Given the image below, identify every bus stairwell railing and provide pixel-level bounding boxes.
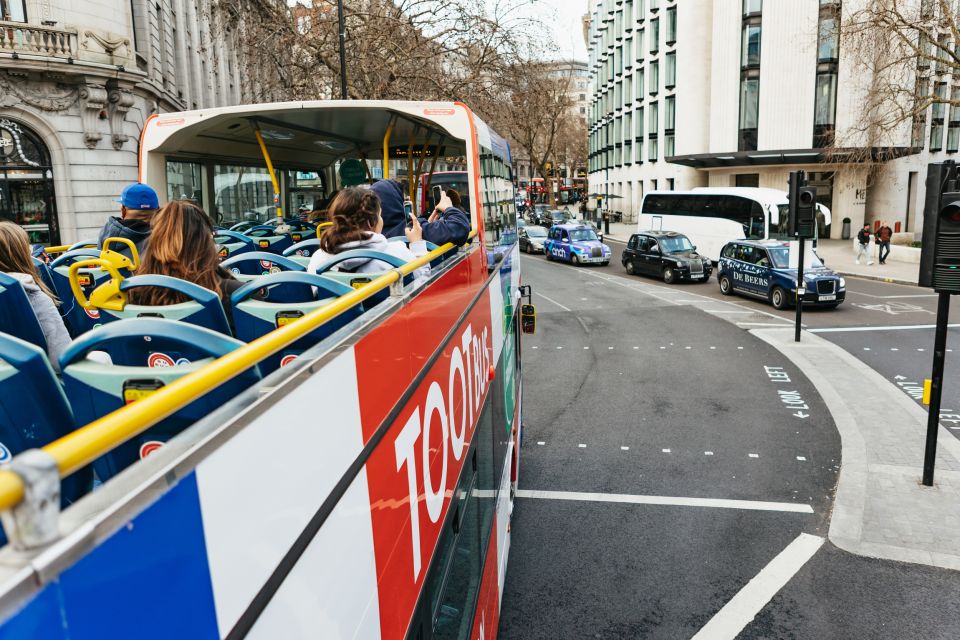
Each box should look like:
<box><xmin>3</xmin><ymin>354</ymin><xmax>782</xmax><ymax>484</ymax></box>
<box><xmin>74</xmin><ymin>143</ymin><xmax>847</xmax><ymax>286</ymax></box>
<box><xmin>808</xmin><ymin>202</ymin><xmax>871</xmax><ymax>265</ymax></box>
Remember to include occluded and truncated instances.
<box><xmin>0</xmin><ymin>228</ymin><xmax>477</xmax><ymax>551</ymax></box>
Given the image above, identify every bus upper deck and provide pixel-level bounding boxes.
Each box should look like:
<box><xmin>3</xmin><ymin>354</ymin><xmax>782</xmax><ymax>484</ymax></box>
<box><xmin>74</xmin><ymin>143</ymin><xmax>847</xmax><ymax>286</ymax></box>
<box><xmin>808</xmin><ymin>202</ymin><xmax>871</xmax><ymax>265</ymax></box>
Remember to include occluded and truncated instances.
<box><xmin>0</xmin><ymin>101</ymin><xmax>526</xmax><ymax>639</ymax></box>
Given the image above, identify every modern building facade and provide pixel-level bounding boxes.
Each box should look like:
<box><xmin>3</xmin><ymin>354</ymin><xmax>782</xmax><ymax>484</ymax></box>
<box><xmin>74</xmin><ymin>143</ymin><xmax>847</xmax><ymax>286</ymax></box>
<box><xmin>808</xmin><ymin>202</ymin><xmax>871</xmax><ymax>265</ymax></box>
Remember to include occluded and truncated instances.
<box><xmin>586</xmin><ymin>0</ymin><xmax>947</xmax><ymax>237</ymax></box>
<box><xmin>0</xmin><ymin>0</ymin><xmax>269</xmax><ymax>245</ymax></box>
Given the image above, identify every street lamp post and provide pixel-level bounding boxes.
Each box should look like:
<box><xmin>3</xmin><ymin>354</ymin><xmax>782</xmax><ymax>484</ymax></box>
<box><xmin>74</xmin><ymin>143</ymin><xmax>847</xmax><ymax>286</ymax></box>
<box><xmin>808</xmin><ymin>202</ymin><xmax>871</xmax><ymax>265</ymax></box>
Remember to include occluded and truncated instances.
<box><xmin>337</xmin><ymin>0</ymin><xmax>348</xmax><ymax>99</ymax></box>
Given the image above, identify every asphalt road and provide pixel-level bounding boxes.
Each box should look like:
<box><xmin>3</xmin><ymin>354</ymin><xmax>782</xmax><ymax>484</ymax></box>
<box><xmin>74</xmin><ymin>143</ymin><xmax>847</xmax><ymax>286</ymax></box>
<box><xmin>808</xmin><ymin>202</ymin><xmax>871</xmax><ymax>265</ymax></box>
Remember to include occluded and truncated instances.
<box><xmin>499</xmin><ymin>251</ymin><xmax>960</xmax><ymax>639</ymax></box>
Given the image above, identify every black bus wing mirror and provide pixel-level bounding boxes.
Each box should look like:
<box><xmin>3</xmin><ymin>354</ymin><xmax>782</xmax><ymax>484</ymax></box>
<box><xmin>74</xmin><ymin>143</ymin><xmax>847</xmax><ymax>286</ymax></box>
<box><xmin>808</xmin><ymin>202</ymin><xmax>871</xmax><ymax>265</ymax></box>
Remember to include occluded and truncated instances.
<box><xmin>521</xmin><ymin>303</ymin><xmax>537</xmax><ymax>334</ymax></box>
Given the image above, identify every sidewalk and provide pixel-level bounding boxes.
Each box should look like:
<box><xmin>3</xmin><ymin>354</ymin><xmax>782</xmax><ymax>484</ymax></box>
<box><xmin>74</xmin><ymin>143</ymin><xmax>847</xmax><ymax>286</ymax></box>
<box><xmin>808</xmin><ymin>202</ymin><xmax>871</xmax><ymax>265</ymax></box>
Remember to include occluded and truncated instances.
<box><xmin>601</xmin><ymin>223</ymin><xmax>920</xmax><ymax>286</ymax></box>
<box><xmin>816</xmin><ymin>239</ymin><xmax>919</xmax><ymax>286</ymax></box>
<box><xmin>754</xmin><ymin>327</ymin><xmax>960</xmax><ymax>570</ymax></box>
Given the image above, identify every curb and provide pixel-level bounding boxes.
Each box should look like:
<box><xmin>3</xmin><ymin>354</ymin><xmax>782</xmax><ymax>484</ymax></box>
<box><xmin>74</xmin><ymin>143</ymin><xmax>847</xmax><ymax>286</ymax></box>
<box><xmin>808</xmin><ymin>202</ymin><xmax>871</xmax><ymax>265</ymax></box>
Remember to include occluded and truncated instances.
<box><xmin>834</xmin><ymin>270</ymin><xmax>918</xmax><ymax>287</ymax></box>
<box><xmin>751</xmin><ymin>327</ymin><xmax>960</xmax><ymax>572</ymax></box>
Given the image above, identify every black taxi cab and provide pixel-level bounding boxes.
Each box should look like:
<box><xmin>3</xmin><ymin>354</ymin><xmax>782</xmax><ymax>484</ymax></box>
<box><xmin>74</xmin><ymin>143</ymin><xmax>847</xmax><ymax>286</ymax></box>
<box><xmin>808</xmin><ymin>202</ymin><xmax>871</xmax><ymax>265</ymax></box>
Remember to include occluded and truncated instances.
<box><xmin>622</xmin><ymin>231</ymin><xmax>713</xmax><ymax>283</ymax></box>
<box><xmin>717</xmin><ymin>240</ymin><xmax>845</xmax><ymax>309</ymax></box>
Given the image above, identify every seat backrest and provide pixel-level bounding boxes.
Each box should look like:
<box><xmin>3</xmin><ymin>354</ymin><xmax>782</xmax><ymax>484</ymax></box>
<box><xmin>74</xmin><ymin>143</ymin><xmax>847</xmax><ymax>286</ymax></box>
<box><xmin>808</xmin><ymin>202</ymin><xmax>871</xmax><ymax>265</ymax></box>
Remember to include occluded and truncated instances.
<box><xmin>60</xmin><ymin>318</ymin><xmax>261</xmax><ymax>480</ymax></box>
<box><xmin>0</xmin><ymin>272</ymin><xmax>47</xmax><ymax>352</ymax></box>
<box><xmin>283</xmin><ymin>238</ymin><xmax>322</xmax><ymax>260</ymax></box>
<box><xmin>221</xmin><ymin>252</ymin><xmax>308</xmax><ymax>301</ymax></box>
<box><xmin>95</xmin><ymin>275</ymin><xmax>231</xmax><ymax>335</ymax></box>
<box><xmin>0</xmin><ymin>332</ymin><xmax>92</xmax><ymax>514</ymax></box>
<box><xmin>312</xmin><ymin>249</ymin><xmax>414</xmax><ymax>307</ymax></box>
<box><xmin>244</xmin><ymin>226</ymin><xmax>293</xmax><ymax>254</ymax></box>
<box><xmin>231</xmin><ymin>271</ymin><xmax>359</xmax><ymax>373</ymax></box>
<box><xmin>214</xmin><ymin>230</ymin><xmax>255</xmax><ymax>261</ymax></box>
<box><xmin>49</xmin><ymin>249</ymin><xmax>112</xmax><ymax>336</ymax></box>
<box><xmin>32</xmin><ymin>257</ymin><xmax>57</xmax><ymax>295</ymax></box>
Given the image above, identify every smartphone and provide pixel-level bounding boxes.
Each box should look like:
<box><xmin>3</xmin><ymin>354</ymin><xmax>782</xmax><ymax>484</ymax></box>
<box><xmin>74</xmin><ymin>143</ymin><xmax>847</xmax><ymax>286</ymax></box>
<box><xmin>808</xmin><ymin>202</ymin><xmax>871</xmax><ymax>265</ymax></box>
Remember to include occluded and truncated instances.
<box><xmin>432</xmin><ymin>185</ymin><xmax>443</xmax><ymax>207</ymax></box>
<box><xmin>404</xmin><ymin>200</ymin><xmax>414</xmax><ymax>228</ymax></box>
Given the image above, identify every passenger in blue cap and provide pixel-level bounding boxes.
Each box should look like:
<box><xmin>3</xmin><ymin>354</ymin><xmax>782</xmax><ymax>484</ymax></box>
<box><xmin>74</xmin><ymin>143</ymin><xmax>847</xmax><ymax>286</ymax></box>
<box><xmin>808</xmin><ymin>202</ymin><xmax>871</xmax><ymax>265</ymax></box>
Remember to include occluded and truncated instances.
<box><xmin>97</xmin><ymin>183</ymin><xmax>160</xmax><ymax>260</ymax></box>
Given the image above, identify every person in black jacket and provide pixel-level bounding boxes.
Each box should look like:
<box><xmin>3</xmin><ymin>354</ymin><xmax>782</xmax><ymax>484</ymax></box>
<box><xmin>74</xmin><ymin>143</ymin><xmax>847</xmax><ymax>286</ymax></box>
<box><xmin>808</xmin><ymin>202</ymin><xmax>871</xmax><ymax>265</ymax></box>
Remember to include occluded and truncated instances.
<box><xmin>856</xmin><ymin>223</ymin><xmax>873</xmax><ymax>265</ymax></box>
<box><xmin>98</xmin><ymin>183</ymin><xmax>159</xmax><ymax>260</ymax></box>
<box><xmin>420</xmin><ymin>188</ymin><xmax>470</xmax><ymax>246</ymax></box>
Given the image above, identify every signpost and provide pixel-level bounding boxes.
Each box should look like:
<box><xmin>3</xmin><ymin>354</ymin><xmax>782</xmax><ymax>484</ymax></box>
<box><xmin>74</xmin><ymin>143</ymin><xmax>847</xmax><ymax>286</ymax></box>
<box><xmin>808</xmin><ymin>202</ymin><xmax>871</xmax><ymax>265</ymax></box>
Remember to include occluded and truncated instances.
<box><xmin>787</xmin><ymin>171</ymin><xmax>817</xmax><ymax>343</ymax></box>
<box><xmin>918</xmin><ymin>160</ymin><xmax>960</xmax><ymax>486</ymax></box>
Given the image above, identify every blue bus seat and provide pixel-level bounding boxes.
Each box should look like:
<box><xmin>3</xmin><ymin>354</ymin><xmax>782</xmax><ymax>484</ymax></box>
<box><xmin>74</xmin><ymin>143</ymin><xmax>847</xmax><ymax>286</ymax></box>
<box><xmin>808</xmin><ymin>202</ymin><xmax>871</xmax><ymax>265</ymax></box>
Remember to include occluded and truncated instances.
<box><xmin>0</xmin><ymin>332</ymin><xmax>94</xmax><ymax>532</ymax></box>
<box><xmin>95</xmin><ymin>275</ymin><xmax>231</xmax><ymax>335</ymax></box>
<box><xmin>283</xmin><ymin>239</ymin><xmax>322</xmax><ymax>269</ymax></box>
<box><xmin>312</xmin><ymin>249</ymin><xmax>415</xmax><ymax>308</ymax></box>
<box><xmin>49</xmin><ymin>249</ymin><xmax>111</xmax><ymax>336</ymax></box>
<box><xmin>32</xmin><ymin>257</ymin><xmax>57</xmax><ymax>296</ymax></box>
<box><xmin>231</xmin><ymin>272</ymin><xmax>359</xmax><ymax>373</ymax></box>
<box><xmin>287</xmin><ymin>228</ymin><xmax>317</xmax><ymax>244</ymax></box>
<box><xmin>214</xmin><ymin>230</ymin><xmax>255</xmax><ymax>261</ymax></box>
<box><xmin>0</xmin><ymin>273</ymin><xmax>47</xmax><ymax>354</ymax></box>
<box><xmin>60</xmin><ymin>318</ymin><xmax>261</xmax><ymax>480</ymax></box>
<box><xmin>244</xmin><ymin>226</ymin><xmax>293</xmax><ymax>255</ymax></box>
<box><xmin>228</xmin><ymin>221</ymin><xmax>257</xmax><ymax>234</ymax></box>
<box><xmin>67</xmin><ymin>239</ymin><xmax>98</xmax><ymax>252</ymax></box>
<box><xmin>221</xmin><ymin>252</ymin><xmax>308</xmax><ymax>302</ymax></box>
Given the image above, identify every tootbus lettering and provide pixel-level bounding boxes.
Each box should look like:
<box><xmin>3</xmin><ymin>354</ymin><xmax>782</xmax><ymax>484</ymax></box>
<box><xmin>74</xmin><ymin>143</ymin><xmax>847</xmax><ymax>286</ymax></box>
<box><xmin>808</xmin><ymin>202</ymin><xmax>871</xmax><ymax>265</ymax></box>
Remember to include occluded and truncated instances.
<box><xmin>393</xmin><ymin>322</ymin><xmax>492</xmax><ymax>582</ymax></box>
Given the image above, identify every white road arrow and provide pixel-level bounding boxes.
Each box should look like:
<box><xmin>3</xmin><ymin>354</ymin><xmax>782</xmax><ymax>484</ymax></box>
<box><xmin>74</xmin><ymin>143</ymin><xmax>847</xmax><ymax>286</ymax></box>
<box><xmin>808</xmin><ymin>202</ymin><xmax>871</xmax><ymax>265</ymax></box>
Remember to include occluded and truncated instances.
<box><xmin>793</xmin><ymin>411</ymin><xmax>810</xmax><ymax>418</ymax></box>
<box><xmin>894</xmin><ymin>375</ymin><xmax>907</xmax><ymax>380</ymax></box>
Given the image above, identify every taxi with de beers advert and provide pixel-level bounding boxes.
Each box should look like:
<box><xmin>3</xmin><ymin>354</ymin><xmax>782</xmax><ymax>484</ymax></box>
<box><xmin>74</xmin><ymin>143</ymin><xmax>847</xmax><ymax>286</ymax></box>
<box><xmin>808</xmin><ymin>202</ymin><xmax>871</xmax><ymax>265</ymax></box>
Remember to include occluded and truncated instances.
<box><xmin>544</xmin><ymin>223</ymin><xmax>611</xmax><ymax>266</ymax></box>
<box><xmin>717</xmin><ymin>240</ymin><xmax>845</xmax><ymax>310</ymax></box>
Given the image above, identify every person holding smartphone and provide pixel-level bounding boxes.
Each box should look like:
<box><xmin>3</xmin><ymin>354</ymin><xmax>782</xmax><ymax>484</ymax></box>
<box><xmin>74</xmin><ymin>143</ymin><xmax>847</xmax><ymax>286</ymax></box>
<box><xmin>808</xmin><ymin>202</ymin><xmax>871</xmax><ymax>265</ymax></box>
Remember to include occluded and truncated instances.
<box><xmin>420</xmin><ymin>187</ymin><xmax>471</xmax><ymax>246</ymax></box>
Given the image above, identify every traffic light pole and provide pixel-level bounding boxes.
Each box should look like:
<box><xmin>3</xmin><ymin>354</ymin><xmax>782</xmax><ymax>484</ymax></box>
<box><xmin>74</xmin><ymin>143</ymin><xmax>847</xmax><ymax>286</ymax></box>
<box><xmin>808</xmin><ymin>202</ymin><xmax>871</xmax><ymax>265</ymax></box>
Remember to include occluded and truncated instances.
<box><xmin>922</xmin><ymin>292</ymin><xmax>951</xmax><ymax>486</ymax></box>
<box><xmin>795</xmin><ymin>239</ymin><xmax>804</xmax><ymax>343</ymax></box>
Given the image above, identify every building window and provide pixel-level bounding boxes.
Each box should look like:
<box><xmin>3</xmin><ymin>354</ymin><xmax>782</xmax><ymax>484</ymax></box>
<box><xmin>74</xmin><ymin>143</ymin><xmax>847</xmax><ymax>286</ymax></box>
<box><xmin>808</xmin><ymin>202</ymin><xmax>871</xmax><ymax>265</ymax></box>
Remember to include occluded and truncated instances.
<box><xmin>736</xmin><ymin>173</ymin><xmax>760</xmax><ymax>187</ymax></box>
<box><xmin>931</xmin><ymin>122</ymin><xmax>945</xmax><ymax>151</ymax></box>
<box><xmin>636</xmin><ymin>68</ymin><xmax>645</xmax><ymax>99</ymax></box>
<box><xmin>637</xmin><ymin>106</ymin><xmax>644</xmax><ymax>137</ymax></box>
<box><xmin>813</xmin><ymin>73</ymin><xmax>837</xmax><ymax>147</ymax></box>
<box><xmin>650</xmin><ymin>0</ymin><xmax>659</xmax><ymax>11</ymax></box>
<box><xmin>650</xmin><ymin>18</ymin><xmax>660</xmax><ymax>53</ymax></box>
<box><xmin>649</xmin><ymin>137</ymin><xmax>659</xmax><ymax>161</ymax></box>
<box><xmin>949</xmin><ymin>89</ymin><xmax>960</xmax><ymax>153</ymax></box>
<box><xmin>738</xmin><ymin>5</ymin><xmax>762</xmax><ymax>151</ymax></box>
<box><xmin>0</xmin><ymin>0</ymin><xmax>26</xmax><ymax>22</ymax></box>
<box><xmin>626</xmin><ymin>0</ymin><xmax>634</xmax><ymax>28</ymax></box>
<box><xmin>741</xmin><ymin>24</ymin><xmax>762</xmax><ymax>67</ymax></box>
<box><xmin>931</xmin><ymin>82</ymin><xmax>948</xmax><ymax>151</ymax></box>
<box><xmin>625</xmin><ymin>38</ymin><xmax>633</xmax><ymax>69</ymax></box>
<box><xmin>667</xmin><ymin>178</ymin><xmax>675</xmax><ymax>190</ymax></box>
<box><xmin>649</xmin><ymin>101</ymin><xmax>659</xmax><ymax>135</ymax></box>
<box><xmin>0</xmin><ymin>119</ymin><xmax>60</xmax><ymax>245</ymax></box>
<box><xmin>817</xmin><ymin>16</ymin><xmax>839</xmax><ymax>62</ymax></box>
<box><xmin>665</xmin><ymin>52</ymin><xmax>676</xmax><ymax>88</ymax></box>
<box><xmin>637</xmin><ymin>29</ymin><xmax>644</xmax><ymax>62</ymax></box>
<box><xmin>650</xmin><ymin>61</ymin><xmax>659</xmax><ymax>95</ymax></box>
<box><xmin>666</xmin><ymin>6</ymin><xmax>677</xmax><ymax>44</ymax></box>
<box><xmin>665</xmin><ymin>96</ymin><xmax>675</xmax><ymax>130</ymax></box>
<box><xmin>664</xmin><ymin>134</ymin><xmax>675</xmax><ymax>156</ymax></box>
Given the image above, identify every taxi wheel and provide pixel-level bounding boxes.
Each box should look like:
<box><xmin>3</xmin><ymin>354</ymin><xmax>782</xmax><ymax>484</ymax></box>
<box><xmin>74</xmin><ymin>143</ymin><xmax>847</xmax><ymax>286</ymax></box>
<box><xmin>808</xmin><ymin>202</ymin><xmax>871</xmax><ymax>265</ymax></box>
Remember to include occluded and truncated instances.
<box><xmin>770</xmin><ymin>286</ymin><xmax>788</xmax><ymax>310</ymax></box>
<box><xmin>572</xmin><ymin>254</ymin><xmax>580</xmax><ymax>265</ymax></box>
<box><xmin>625</xmin><ymin>260</ymin><xmax>637</xmax><ymax>275</ymax></box>
<box><xmin>719</xmin><ymin>275</ymin><xmax>733</xmax><ymax>295</ymax></box>
<box><xmin>662</xmin><ymin>266</ymin><xmax>676</xmax><ymax>284</ymax></box>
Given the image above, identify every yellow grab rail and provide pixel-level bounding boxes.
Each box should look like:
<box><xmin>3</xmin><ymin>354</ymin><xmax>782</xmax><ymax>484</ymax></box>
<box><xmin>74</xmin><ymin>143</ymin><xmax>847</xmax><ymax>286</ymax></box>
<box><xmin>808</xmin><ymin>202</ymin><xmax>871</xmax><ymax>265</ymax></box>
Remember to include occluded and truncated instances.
<box><xmin>0</xmin><ymin>227</ymin><xmax>477</xmax><ymax>513</ymax></box>
<box><xmin>68</xmin><ymin>259</ymin><xmax>127</xmax><ymax>312</ymax></box>
<box><xmin>253</xmin><ymin>123</ymin><xmax>284</xmax><ymax>221</ymax></box>
<box><xmin>382</xmin><ymin>117</ymin><xmax>395</xmax><ymax>180</ymax></box>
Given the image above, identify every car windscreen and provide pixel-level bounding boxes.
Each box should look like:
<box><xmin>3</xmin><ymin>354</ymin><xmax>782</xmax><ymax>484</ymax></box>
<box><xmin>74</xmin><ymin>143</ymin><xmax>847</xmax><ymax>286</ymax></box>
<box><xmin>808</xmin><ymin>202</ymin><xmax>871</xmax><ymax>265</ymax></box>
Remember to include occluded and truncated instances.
<box><xmin>526</xmin><ymin>227</ymin><xmax>547</xmax><ymax>237</ymax></box>
<box><xmin>768</xmin><ymin>246</ymin><xmax>824</xmax><ymax>269</ymax></box>
<box><xmin>660</xmin><ymin>236</ymin><xmax>694</xmax><ymax>253</ymax></box>
<box><xmin>569</xmin><ymin>228</ymin><xmax>598</xmax><ymax>241</ymax></box>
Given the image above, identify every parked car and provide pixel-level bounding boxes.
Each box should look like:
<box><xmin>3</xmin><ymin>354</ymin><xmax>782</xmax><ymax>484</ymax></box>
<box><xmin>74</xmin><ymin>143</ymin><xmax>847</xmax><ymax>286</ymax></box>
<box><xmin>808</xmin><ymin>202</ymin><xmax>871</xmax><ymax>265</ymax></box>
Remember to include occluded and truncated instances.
<box><xmin>519</xmin><ymin>225</ymin><xmax>548</xmax><ymax>253</ymax></box>
<box><xmin>717</xmin><ymin>239</ymin><xmax>845</xmax><ymax>309</ymax></box>
<box><xmin>544</xmin><ymin>224</ymin><xmax>611</xmax><ymax>265</ymax></box>
<box><xmin>622</xmin><ymin>231</ymin><xmax>713</xmax><ymax>283</ymax></box>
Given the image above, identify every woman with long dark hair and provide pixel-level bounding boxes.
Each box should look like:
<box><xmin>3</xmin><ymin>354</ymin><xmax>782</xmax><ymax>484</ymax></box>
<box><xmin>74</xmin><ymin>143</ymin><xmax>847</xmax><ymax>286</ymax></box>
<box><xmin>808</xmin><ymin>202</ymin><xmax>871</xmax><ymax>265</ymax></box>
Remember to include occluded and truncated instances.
<box><xmin>131</xmin><ymin>200</ymin><xmax>243</xmax><ymax>326</ymax></box>
<box><xmin>307</xmin><ymin>187</ymin><xmax>430</xmax><ymax>280</ymax></box>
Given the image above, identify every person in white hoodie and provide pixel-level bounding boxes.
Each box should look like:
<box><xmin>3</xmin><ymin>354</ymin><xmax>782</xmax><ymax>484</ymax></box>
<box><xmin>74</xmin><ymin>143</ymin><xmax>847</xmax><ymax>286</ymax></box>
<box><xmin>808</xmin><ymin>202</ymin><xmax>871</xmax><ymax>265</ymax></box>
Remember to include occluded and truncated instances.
<box><xmin>307</xmin><ymin>187</ymin><xmax>430</xmax><ymax>281</ymax></box>
<box><xmin>0</xmin><ymin>221</ymin><xmax>71</xmax><ymax>371</ymax></box>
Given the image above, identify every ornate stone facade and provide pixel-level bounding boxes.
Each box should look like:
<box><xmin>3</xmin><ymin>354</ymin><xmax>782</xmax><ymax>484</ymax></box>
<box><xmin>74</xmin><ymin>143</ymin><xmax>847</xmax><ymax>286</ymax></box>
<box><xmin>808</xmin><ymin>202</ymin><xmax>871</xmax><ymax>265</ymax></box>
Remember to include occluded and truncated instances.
<box><xmin>0</xmin><ymin>0</ymin><xmax>265</xmax><ymax>244</ymax></box>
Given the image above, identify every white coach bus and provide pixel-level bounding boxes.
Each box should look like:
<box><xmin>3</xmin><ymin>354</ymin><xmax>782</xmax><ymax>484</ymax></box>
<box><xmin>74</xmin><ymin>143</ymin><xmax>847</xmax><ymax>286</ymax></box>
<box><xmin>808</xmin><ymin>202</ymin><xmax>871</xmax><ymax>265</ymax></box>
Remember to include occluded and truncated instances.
<box><xmin>638</xmin><ymin>187</ymin><xmax>832</xmax><ymax>262</ymax></box>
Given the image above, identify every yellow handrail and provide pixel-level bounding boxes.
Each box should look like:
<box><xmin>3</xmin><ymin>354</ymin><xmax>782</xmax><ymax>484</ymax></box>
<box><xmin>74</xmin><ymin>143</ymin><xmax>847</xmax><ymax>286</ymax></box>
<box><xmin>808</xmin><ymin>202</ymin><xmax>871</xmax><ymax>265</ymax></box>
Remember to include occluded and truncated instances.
<box><xmin>0</xmin><ymin>227</ymin><xmax>478</xmax><ymax>513</ymax></box>
<box><xmin>252</xmin><ymin>123</ymin><xmax>284</xmax><ymax>221</ymax></box>
<box><xmin>382</xmin><ymin>117</ymin><xmax>394</xmax><ymax>180</ymax></box>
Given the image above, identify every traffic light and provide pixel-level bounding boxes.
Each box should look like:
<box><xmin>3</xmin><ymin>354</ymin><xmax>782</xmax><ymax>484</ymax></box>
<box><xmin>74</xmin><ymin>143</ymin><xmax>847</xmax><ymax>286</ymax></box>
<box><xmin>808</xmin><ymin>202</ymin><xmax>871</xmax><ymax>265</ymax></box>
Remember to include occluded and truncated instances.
<box><xmin>920</xmin><ymin>161</ymin><xmax>960</xmax><ymax>292</ymax></box>
<box><xmin>787</xmin><ymin>171</ymin><xmax>817</xmax><ymax>239</ymax></box>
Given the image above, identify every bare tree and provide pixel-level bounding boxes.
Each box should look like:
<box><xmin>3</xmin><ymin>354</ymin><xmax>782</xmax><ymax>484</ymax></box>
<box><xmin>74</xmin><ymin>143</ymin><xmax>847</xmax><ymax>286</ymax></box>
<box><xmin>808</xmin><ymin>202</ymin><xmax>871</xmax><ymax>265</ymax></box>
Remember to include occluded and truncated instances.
<box><xmin>827</xmin><ymin>0</ymin><xmax>960</xmax><ymax>181</ymax></box>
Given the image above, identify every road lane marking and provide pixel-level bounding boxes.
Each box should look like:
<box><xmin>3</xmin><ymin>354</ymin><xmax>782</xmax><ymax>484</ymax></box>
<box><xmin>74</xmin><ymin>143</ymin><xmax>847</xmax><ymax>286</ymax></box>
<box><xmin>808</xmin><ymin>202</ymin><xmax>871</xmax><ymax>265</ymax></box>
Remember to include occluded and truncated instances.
<box><xmin>797</xmin><ymin>456</ymin><xmax>807</xmax><ymax>461</ymax></box>
<box><xmin>691</xmin><ymin>533</ymin><xmax>824</xmax><ymax>640</ymax></box>
<box><xmin>705</xmin><ymin>451</ymin><xmax>714</xmax><ymax>456</ymax></box>
<box><xmin>748</xmin><ymin>453</ymin><xmax>759</xmax><ymax>458</ymax></box>
<box><xmin>578</xmin><ymin>444</ymin><xmax>587</xmax><ymax>448</ymax></box>
<box><xmin>537</xmin><ymin>441</ymin><xmax>545</xmax><ymax>446</ymax></box>
<box><xmin>810</xmin><ymin>323</ymin><xmax>960</xmax><ymax>333</ymax></box>
<box><xmin>662</xmin><ymin>448</ymin><xmax>671</xmax><ymax>453</ymax></box>
<box><xmin>621</xmin><ymin>446</ymin><xmax>630</xmax><ymax>451</ymax></box>
<box><xmin>515</xmin><ymin>490</ymin><xmax>815</xmax><ymax>514</ymax></box>
<box><xmin>537</xmin><ymin>292</ymin><xmax>573</xmax><ymax>312</ymax></box>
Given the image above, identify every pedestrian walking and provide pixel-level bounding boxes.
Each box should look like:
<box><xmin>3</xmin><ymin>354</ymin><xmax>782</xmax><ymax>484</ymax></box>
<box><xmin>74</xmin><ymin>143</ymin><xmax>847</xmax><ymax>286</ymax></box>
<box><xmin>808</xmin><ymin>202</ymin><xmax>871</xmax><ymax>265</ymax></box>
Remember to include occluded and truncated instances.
<box><xmin>856</xmin><ymin>223</ymin><xmax>873</xmax><ymax>265</ymax></box>
<box><xmin>876</xmin><ymin>221</ymin><xmax>893</xmax><ymax>264</ymax></box>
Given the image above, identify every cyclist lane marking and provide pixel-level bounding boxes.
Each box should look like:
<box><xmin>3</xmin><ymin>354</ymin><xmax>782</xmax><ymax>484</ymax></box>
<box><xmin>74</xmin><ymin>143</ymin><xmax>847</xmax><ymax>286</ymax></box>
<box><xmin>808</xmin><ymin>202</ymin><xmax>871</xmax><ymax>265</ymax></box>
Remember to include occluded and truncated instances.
<box><xmin>515</xmin><ymin>489</ymin><xmax>814</xmax><ymax>513</ymax></box>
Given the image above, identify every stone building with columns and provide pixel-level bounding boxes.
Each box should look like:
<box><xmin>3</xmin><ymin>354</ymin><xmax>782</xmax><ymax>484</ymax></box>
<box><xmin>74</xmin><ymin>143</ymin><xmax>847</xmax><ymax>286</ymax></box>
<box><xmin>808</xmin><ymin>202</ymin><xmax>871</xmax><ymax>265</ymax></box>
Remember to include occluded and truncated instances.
<box><xmin>0</xmin><ymin>0</ymin><xmax>270</xmax><ymax>245</ymax></box>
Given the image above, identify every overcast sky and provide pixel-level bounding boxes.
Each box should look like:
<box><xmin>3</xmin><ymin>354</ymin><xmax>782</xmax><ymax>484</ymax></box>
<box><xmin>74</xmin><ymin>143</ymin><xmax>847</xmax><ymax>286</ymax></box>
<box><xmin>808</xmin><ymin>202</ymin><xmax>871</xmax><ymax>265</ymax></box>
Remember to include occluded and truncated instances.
<box><xmin>521</xmin><ymin>0</ymin><xmax>590</xmax><ymax>62</ymax></box>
